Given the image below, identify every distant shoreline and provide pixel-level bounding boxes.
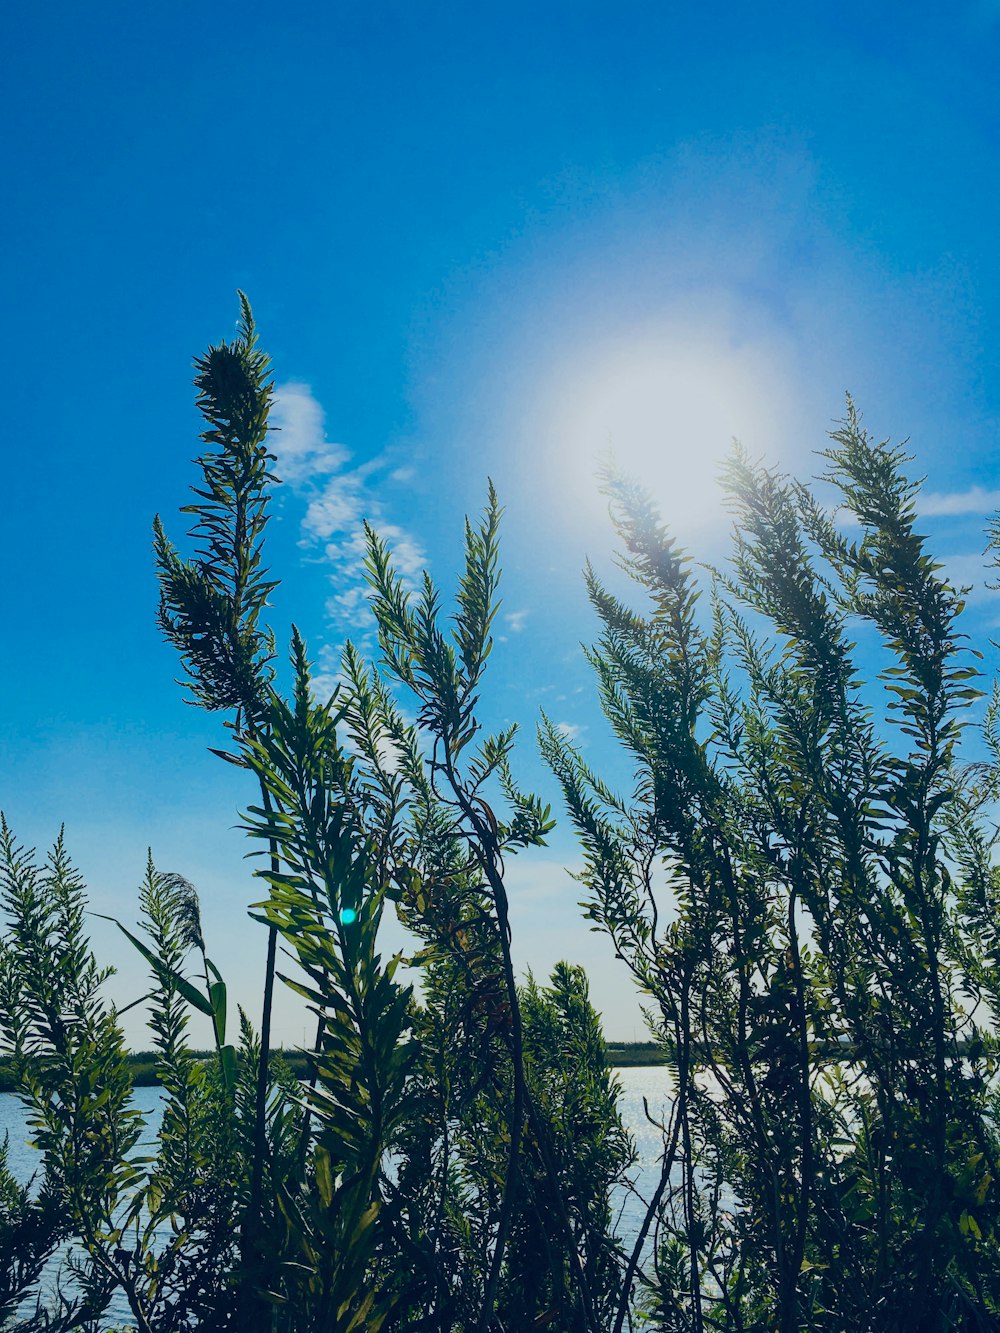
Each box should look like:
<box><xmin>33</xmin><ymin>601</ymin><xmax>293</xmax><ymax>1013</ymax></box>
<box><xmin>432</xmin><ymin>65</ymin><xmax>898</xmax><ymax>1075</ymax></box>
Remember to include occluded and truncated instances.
<box><xmin>7</xmin><ymin>1038</ymin><xmax>983</xmax><ymax>1091</ymax></box>
<box><xmin>0</xmin><ymin>1043</ymin><xmax>671</xmax><ymax>1092</ymax></box>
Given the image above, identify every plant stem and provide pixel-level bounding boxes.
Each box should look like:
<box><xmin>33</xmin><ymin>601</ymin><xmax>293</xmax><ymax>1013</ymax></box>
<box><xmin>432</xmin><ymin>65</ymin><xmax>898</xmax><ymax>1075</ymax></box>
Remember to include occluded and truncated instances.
<box><xmin>241</xmin><ymin>779</ymin><xmax>280</xmax><ymax>1329</ymax></box>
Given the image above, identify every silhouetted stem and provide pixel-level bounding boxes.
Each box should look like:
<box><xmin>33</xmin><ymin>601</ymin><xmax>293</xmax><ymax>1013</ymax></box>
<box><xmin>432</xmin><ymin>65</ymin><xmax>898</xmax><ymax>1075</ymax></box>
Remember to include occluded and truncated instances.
<box><xmin>446</xmin><ymin>757</ymin><xmax>600</xmax><ymax>1333</ymax></box>
<box><xmin>241</xmin><ymin>779</ymin><xmax>280</xmax><ymax>1329</ymax></box>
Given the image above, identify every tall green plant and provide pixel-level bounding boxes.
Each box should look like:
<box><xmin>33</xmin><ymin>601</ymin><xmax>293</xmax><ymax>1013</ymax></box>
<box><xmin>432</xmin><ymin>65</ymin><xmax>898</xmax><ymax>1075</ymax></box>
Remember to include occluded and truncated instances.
<box><xmin>0</xmin><ymin>823</ymin><xmax>265</xmax><ymax>1332</ymax></box>
<box><xmin>332</xmin><ymin>492</ymin><xmax>631</xmax><ymax>1333</ymax></box>
<box><xmin>542</xmin><ymin>404</ymin><xmax>1000</xmax><ymax>1331</ymax></box>
<box><xmin>515</xmin><ymin>962</ymin><xmax>634</xmax><ymax>1328</ymax></box>
<box><xmin>153</xmin><ymin>293</ymin><xmax>284</xmax><ymax>1321</ymax></box>
<box><xmin>0</xmin><ymin>820</ymin><xmax>140</xmax><ymax>1330</ymax></box>
<box><xmin>234</xmin><ymin>632</ymin><xmax>413</xmax><ymax>1332</ymax></box>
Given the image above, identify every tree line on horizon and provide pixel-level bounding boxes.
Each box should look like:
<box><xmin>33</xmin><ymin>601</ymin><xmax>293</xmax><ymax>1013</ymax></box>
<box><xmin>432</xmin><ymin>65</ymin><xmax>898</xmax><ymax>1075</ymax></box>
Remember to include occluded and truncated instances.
<box><xmin>0</xmin><ymin>1042</ymin><xmax>672</xmax><ymax>1095</ymax></box>
<box><xmin>4</xmin><ymin>297</ymin><xmax>1000</xmax><ymax>1330</ymax></box>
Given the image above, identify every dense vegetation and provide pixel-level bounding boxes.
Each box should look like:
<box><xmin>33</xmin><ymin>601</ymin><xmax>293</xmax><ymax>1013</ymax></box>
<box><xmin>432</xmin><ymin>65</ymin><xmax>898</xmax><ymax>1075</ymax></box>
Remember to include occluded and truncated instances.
<box><xmin>3</xmin><ymin>298</ymin><xmax>1000</xmax><ymax>1330</ymax></box>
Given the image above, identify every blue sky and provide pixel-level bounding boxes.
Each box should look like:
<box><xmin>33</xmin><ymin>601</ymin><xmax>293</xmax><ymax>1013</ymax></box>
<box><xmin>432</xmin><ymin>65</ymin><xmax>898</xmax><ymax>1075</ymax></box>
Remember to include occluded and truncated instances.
<box><xmin>4</xmin><ymin>1</ymin><xmax>1000</xmax><ymax>1044</ymax></box>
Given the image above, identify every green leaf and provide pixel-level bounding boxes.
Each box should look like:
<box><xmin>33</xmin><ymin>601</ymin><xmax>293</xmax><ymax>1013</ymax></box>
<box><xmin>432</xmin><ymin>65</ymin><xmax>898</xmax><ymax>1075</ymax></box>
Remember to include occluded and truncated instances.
<box><xmin>206</xmin><ymin>958</ymin><xmax>228</xmax><ymax>1046</ymax></box>
<box><xmin>219</xmin><ymin>1043</ymin><xmax>237</xmax><ymax>1093</ymax></box>
<box><xmin>92</xmin><ymin>912</ymin><xmax>213</xmax><ymax>1017</ymax></box>
<box><xmin>314</xmin><ymin>1144</ymin><xmax>334</xmax><ymax>1208</ymax></box>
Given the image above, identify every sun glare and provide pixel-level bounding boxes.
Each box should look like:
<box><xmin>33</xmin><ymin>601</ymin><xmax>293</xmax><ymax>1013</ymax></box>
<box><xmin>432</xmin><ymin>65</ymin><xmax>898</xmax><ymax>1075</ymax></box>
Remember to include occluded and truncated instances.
<box><xmin>538</xmin><ymin>321</ymin><xmax>799</xmax><ymax>546</ymax></box>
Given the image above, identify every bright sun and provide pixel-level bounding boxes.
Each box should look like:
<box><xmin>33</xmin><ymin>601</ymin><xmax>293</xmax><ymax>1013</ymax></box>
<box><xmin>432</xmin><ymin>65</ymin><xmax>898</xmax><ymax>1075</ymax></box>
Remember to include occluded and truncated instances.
<box><xmin>538</xmin><ymin>319</ymin><xmax>800</xmax><ymax>545</ymax></box>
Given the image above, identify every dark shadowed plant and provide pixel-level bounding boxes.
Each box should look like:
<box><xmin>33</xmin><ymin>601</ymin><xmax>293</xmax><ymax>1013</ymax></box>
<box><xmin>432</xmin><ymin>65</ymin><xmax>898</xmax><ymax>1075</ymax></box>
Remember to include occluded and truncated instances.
<box><xmin>0</xmin><ymin>821</ymin><xmax>281</xmax><ymax>1332</ymax></box>
<box><xmin>542</xmin><ymin>403</ymin><xmax>1000</xmax><ymax>1331</ymax></box>
<box><xmin>0</xmin><ymin>1134</ymin><xmax>67</xmax><ymax>1331</ymax></box>
<box><xmin>230</xmin><ymin>630</ymin><xmax>414</xmax><ymax>1332</ymax></box>
<box><xmin>512</xmin><ymin>962</ymin><xmax>634</xmax><ymax>1328</ymax></box>
<box><xmin>147</xmin><ymin>301</ymin><xmax>626</xmax><ymax>1329</ymax></box>
<box><xmin>20</xmin><ymin>303</ymin><xmax>1000</xmax><ymax>1332</ymax></box>
<box><xmin>322</xmin><ymin>493</ymin><xmax>633</xmax><ymax>1333</ymax></box>
<box><xmin>152</xmin><ymin>293</ymin><xmax>288</xmax><ymax>1323</ymax></box>
<box><xmin>0</xmin><ymin>819</ymin><xmax>139</xmax><ymax>1331</ymax></box>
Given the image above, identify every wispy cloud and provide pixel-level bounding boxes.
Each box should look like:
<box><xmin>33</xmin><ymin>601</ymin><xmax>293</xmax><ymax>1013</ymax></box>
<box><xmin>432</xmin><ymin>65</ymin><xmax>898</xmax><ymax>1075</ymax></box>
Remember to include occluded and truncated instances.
<box><xmin>505</xmin><ymin>609</ymin><xmax>528</xmax><ymax>633</ymax></box>
<box><xmin>555</xmin><ymin>720</ymin><xmax>585</xmax><ymax>743</ymax></box>
<box><xmin>270</xmin><ymin>382</ymin><xmax>427</xmax><ymax>637</ymax></box>
<box><xmin>939</xmin><ymin>551</ymin><xmax>999</xmax><ymax>602</ymax></box>
<box><xmin>919</xmin><ymin>486</ymin><xmax>1000</xmax><ymax>517</ymax></box>
<box><xmin>268</xmin><ymin>381</ymin><xmax>349</xmax><ymax>484</ymax></box>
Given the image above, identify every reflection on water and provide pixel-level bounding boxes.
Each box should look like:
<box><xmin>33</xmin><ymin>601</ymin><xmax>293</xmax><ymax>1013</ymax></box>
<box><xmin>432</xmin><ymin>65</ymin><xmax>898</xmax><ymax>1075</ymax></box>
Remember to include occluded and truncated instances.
<box><xmin>2</xmin><ymin>1086</ymin><xmax>166</xmax><ymax>1327</ymax></box>
<box><xmin>2</xmin><ymin>1085</ymin><xmax>168</xmax><ymax>1188</ymax></box>
<box><xmin>610</xmin><ymin>1064</ymin><xmax>676</xmax><ymax>1240</ymax></box>
<box><xmin>1</xmin><ymin>1066</ymin><xmax>675</xmax><ymax>1328</ymax></box>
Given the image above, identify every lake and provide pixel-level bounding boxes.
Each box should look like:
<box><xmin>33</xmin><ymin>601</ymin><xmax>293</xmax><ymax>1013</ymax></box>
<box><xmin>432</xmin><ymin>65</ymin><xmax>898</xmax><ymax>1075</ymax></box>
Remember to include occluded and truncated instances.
<box><xmin>0</xmin><ymin>1065</ymin><xmax>675</xmax><ymax>1327</ymax></box>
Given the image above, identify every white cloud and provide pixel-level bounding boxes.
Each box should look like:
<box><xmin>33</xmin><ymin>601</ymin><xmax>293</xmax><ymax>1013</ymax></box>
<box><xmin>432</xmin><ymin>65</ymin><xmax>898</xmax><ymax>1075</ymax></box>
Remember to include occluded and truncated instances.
<box><xmin>304</xmin><ymin>487</ymin><xmax>363</xmax><ymax>540</ymax></box>
<box><xmin>309</xmin><ymin>670</ymin><xmax>343</xmax><ymax>704</ymax></box>
<box><xmin>377</xmin><ymin>525</ymin><xmax>427</xmax><ymax>581</ymax></box>
<box><xmin>270</xmin><ymin>381</ymin><xmax>349</xmax><ymax>484</ymax></box>
<box><xmin>939</xmin><ymin>551</ymin><xmax>999</xmax><ymax>602</ymax></box>
<box><xmin>324</xmin><ymin>581</ymin><xmax>370</xmax><ymax>629</ymax></box>
<box><xmin>920</xmin><ymin>486</ymin><xmax>1000</xmax><ymax>517</ymax></box>
<box><xmin>505</xmin><ymin>609</ymin><xmax>528</xmax><ymax>633</ymax></box>
<box><xmin>555</xmin><ymin>720</ymin><xmax>585</xmax><ymax>743</ymax></box>
<box><xmin>270</xmin><ymin>382</ymin><xmax>427</xmax><ymax>641</ymax></box>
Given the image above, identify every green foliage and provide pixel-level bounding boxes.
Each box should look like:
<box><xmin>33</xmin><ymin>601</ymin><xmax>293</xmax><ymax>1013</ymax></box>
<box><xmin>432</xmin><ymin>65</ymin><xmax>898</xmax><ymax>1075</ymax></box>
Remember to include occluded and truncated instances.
<box><xmin>333</xmin><ymin>490</ymin><xmax>631</xmax><ymax>1333</ymax></box>
<box><xmin>152</xmin><ymin>294</ymin><xmax>289</xmax><ymax>1331</ymax></box>
<box><xmin>153</xmin><ymin>291</ymin><xmax>278</xmax><ymax>728</ymax></box>
<box><xmin>542</xmin><ymin>402</ymin><xmax>1000</xmax><ymax>1331</ymax></box>
<box><xmin>0</xmin><ymin>826</ymin><xmax>300</xmax><ymax>1333</ymax></box>
<box><xmin>117</xmin><ymin>299</ymin><xmax>620</xmax><ymax>1331</ymax></box>
<box><xmin>13</xmin><ymin>303</ymin><xmax>1000</xmax><ymax>1333</ymax></box>
<box><xmin>516</xmin><ymin>963</ymin><xmax>635</xmax><ymax>1327</ymax></box>
<box><xmin>0</xmin><ymin>818</ymin><xmax>140</xmax><ymax>1330</ymax></box>
<box><xmin>235</xmin><ymin>634</ymin><xmax>414</xmax><ymax>1331</ymax></box>
<box><xmin>0</xmin><ymin>1133</ymin><xmax>65</xmax><ymax>1329</ymax></box>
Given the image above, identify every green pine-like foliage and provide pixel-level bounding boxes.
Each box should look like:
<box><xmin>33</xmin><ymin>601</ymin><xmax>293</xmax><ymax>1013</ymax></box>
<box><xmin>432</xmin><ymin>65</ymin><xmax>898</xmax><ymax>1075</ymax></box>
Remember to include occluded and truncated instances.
<box><xmin>4</xmin><ymin>305</ymin><xmax>1000</xmax><ymax>1332</ymax></box>
<box><xmin>541</xmin><ymin>408</ymin><xmax>1000</xmax><ymax>1331</ymax></box>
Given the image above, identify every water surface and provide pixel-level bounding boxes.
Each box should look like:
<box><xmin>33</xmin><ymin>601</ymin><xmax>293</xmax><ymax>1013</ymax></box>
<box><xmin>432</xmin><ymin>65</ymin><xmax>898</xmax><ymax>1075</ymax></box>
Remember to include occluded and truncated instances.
<box><xmin>1</xmin><ymin>1065</ymin><xmax>675</xmax><ymax>1328</ymax></box>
